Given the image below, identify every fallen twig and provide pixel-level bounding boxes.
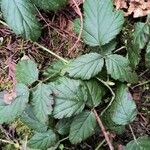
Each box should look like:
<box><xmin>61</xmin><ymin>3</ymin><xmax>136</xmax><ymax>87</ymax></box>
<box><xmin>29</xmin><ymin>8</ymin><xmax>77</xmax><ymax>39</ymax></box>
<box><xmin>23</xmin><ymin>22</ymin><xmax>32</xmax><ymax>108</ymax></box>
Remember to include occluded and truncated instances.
<box><xmin>93</xmin><ymin>109</ymin><xmax>114</xmax><ymax>150</ymax></box>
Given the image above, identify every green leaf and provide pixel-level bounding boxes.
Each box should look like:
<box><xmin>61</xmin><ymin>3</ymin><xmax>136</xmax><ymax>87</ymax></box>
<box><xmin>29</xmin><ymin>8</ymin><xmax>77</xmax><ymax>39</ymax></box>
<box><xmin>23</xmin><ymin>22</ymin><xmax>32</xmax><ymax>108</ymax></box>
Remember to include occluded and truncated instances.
<box><xmin>69</xmin><ymin>111</ymin><xmax>97</xmax><ymax>144</ymax></box>
<box><xmin>133</xmin><ymin>22</ymin><xmax>150</xmax><ymax>49</ymax></box>
<box><xmin>105</xmin><ymin>54</ymin><xmax>138</xmax><ymax>83</ymax></box>
<box><xmin>146</xmin><ymin>42</ymin><xmax>150</xmax><ymax>68</ymax></box>
<box><xmin>66</xmin><ymin>53</ymin><xmax>104</xmax><ymax>80</ymax></box>
<box><xmin>127</xmin><ymin>43</ymin><xmax>140</xmax><ymax>69</ymax></box>
<box><xmin>1</xmin><ymin>0</ymin><xmax>41</xmax><ymax>41</ymax></box>
<box><xmin>101</xmin><ymin>40</ymin><xmax>117</xmax><ymax>54</ymax></box>
<box><xmin>56</xmin><ymin>118</ymin><xmax>72</xmax><ymax>135</ymax></box>
<box><xmin>125</xmin><ymin>136</ymin><xmax>150</xmax><ymax>150</ymax></box>
<box><xmin>28</xmin><ymin>130</ymin><xmax>58</xmax><ymax>149</ymax></box>
<box><xmin>73</xmin><ymin>18</ymin><xmax>80</xmax><ymax>35</ymax></box>
<box><xmin>31</xmin><ymin>83</ymin><xmax>54</xmax><ymax>123</ymax></box>
<box><xmin>102</xmin><ymin>111</ymin><xmax>125</xmax><ymax>135</ymax></box>
<box><xmin>16</xmin><ymin>59</ymin><xmax>39</xmax><ymax>85</ymax></box>
<box><xmin>0</xmin><ymin>84</ymin><xmax>29</xmax><ymax>124</ymax></box>
<box><xmin>43</xmin><ymin>60</ymin><xmax>66</xmax><ymax>79</ymax></box>
<box><xmin>31</xmin><ymin>0</ymin><xmax>68</xmax><ymax>11</ymax></box>
<box><xmin>52</xmin><ymin>77</ymin><xmax>87</xmax><ymax>119</ymax></box>
<box><xmin>84</xmin><ymin>79</ymin><xmax>106</xmax><ymax>108</ymax></box>
<box><xmin>110</xmin><ymin>84</ymin><xmax>137</xmax><ymax>125</ymax></box>
<box><xmin>83</xmin><ymin>0</ymin><xmax>124</xmax><ymax>46</ymax></box>
<box><xmin>21</xmin><ymin>106</ymin><xmax>48</xmax><ymax>132</ymax></box>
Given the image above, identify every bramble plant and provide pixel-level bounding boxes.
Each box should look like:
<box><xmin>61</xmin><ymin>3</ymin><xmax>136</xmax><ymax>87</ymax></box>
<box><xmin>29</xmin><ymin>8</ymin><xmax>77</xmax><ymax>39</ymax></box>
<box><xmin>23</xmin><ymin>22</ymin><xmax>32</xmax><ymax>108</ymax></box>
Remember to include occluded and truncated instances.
<box><xmin>0</xmin><ymin>0</ymin><xmax>150</xmax><ymax>149</ymax></box>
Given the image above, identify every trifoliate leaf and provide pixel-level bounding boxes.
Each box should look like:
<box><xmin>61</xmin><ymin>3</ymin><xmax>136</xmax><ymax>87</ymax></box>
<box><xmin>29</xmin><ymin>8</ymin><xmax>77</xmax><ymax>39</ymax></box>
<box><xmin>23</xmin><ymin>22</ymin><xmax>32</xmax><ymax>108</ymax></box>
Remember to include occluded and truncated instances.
<box><xmin>16</xmin><ymin>59</ymin><xmax>39</xmax><ymax>85</ymax></box>
<box><xmin>52</xmin><ymin>77</ymin><xmax>87</xmax><ymax>119</ymax></box>
<box><xmin>28</xmin><ymin>130</ymin><xmax>58</xmax><ymax>149</ymax></box>
<box><xmin>105</xmin><ymin>54</ymin><xmax>138</xmax><ymax>83</ymax></box>
<box><xmin>69</xmin><ymin>111</ymin><xmax>97</xmax><ymax>144</ymax></box>
<box><xmin>21</xmin><ymin>106</ymin><xmax>48</xmax><ymax>132</ymax></box>
<box><xmin>1</xmin><ymin>0</ymin><xmax>41</xmax><ymax>41</ymax></box>
<box><xmin>84</xmin><ymin>79</ymin><xmax>106</xmax><ymax>108</ymax></box>
<box><xmin>83</xmin><ymin>0</ymin><xmax>124</xmax><ymax>46</ymax></box>
<box><xmin>110</xmin><ymin>84</ymin><xmax>137</xmax><ymax>125</ymax></box>
<box><xmin>43</xmin><ymin>60</ymin><xmax>66</xmax><ymax>79</ymax></box>
<box><xmin>31</xmin><ymin>83</ymin><xmax>54</xmax><ymax>123</ymax></box>
<box><xmin>31</xmin><ymin>0</ymin><xmax>68</xmax><ymax>11</ymax></box>
<box><xmin>146</xmin><ymin>42</ymin><xmax>150</xmax><ymax>69</ymax></box>
<box><xmin>133</xmin><ymin>22</ymin><xmax>150</xmax><ymax>49</ymax></box>
<box><xmin>125</xmin><ymin>136</ymin><xmax>150</xmax><ymax>150</ymax></box>
<box><xmin>0</xmin><ymin>84</ymin><xmax>29</xmax><ymax>124</ymax></box>
<box><xmin>66</xmin><ymin>53</ymin><xmax>104</xmax><ymax>80</ymax></box>
<box><xmin>56</xmin><ymin>118</ymin><xmax>72</xmax><ymax>135</ymax></box>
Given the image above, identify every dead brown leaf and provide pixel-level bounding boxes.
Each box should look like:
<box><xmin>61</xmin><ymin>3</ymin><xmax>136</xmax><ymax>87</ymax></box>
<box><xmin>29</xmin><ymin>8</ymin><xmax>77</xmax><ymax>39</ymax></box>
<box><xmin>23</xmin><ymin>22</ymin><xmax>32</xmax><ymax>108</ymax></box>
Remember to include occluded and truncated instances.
<box><xmin>114</xmin><ymin>0</ymin><xmax>127</xmax><ymax>10</ymax></box>
<box><xmin>114</xmin><ymin>0</ymin><xmax>150</xmax><ymax>18</ymax></box>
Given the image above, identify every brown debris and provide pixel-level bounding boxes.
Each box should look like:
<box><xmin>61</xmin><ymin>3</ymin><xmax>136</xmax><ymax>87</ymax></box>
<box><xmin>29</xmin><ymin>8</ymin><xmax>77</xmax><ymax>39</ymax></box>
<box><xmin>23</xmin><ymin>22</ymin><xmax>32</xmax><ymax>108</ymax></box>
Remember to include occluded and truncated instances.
<box><xmin>4</xmin><ymin>91</ymin><xmax>17</xmax><ymax>104</ymax></box>
<box><xmin>114</xmin><ymin>0</ymin><xmax>150</xmax><ymax>18</ymax></box>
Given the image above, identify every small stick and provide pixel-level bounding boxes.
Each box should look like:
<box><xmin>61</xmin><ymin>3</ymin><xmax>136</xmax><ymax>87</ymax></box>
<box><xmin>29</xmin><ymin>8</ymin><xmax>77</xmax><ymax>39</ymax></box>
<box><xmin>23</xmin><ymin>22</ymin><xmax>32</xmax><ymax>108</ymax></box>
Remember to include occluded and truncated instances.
<box><xmin>34</xmin><ymin>42</ymin><xmax>69</xmax><ymax>64</ymax></box>
<box><xmin>68</xmin><ymin>0</ymin><xmax>83</xmax><ymax>55</ymax></box>
<box><xmin>93</xmin><ymin>109</ymin><xmax>114</xmax><ymax>150</ymax></box>
<box><xmin>95</xmin><ymin>139</ymin><xmax>106</xmax><ymax>150</ymax></box>
<box><xmin>132</xmin><ymin>80</ymin><xmax>150</xmax><ymax>89</ymax></box>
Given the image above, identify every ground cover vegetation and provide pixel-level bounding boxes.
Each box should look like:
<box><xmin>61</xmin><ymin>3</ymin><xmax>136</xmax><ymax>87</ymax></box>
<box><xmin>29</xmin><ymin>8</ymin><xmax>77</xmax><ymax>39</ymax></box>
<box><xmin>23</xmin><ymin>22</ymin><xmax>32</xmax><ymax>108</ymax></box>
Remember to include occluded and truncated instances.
<box><xmin>0</xmin><ymin>0</ymin><xmax>150</xmax><ymax>149</ymax></box>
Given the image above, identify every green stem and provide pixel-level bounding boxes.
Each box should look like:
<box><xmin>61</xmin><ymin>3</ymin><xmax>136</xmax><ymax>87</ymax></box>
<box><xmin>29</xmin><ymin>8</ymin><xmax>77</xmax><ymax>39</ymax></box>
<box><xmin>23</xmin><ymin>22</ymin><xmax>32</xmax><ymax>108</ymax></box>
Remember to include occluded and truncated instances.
<box><xmin>0</xmin><ymin>138</ymin><xmax>21</xmax><ymax>149</ymax></box>
<box><xmin>0</xmin><ymin>20</ymin><xmax>9</xmax><ymax>27</ymax></box>
<box><xmin>34</xmin><ymin>42</ymin><xmax>69</xmax><ymax>64</ymax></box>
<box><xmin>129</xmin><ymin>124</ymin><xmax>138</xmax><ymax>145</ymax></box>
<box><xmin>96</xmin><ymin>78</ymin><xmax>115</xmax><ymax>116</ymax></box>
<box><xmin>0</xmin><ymin>139</ymin><xmax>14</xmax><ymax>145</ymax></box>
<box><xmin>95</xmin><ymin>139</ymin><xmax>106</xmax><ymax>150</ymax></box>
<box><xmin>132</xmin><ymin>80</ymin><xmax>150</xmax><ymax>89</ymax></box>
<box><xmin>59</xmin><ymin>136</ymin><xmax>69</xmax><ymax>143</ymax></box>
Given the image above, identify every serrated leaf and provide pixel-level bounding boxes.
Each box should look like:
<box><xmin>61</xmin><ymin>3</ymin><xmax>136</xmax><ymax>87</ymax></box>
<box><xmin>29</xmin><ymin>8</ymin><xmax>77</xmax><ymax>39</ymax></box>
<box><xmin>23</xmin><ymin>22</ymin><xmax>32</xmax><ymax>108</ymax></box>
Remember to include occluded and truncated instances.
<box><xmin>127</xmin><ymin>43</ymin><xmax>140</xmax><ymax>69</ymax></box>
<box><xmin>66</xmin><ymin>53</ymin><xmax>104</xmax><ymax>80</ymax></box>
<box><xmin>1</xmin><ymin>0</ymin><xmax>41</xmax><ymax>41</ymax></box>
<box><xmin>110</xmin><ymin>84</ymin><xmax>137</xmax><ymax>125</ymax></box>
<box><xmin>43</xmin><ymin>60</ymin><xmax>66</xmax><ymax>79</ymax></box>
<box><xmin>102</xmin><ymin>111</ymin><xmax>125</xmax><ymax>135</ymax></box>
<box><xmin>101</xmin><ymin>40</ymin><xmax>117</xmax><ymax>54</ymax></box>
<box><xmin>31</xmin><ymin>0</ymin><xmax>68</xmax><ymax>11</ymax></box>
<box><xmin>105</xmin><ymin>54</ymin><xmax>138</xmax><ymax>83</ymax></box>
<box><xmin>56</xmin><ymin>118</ymin><xmax>72</xmax><ymax>135</ymax></box>
<box><xmin>16</xmin><ymin>59</ymin><xmax>39</xmax><ymax>85</ymax></box>
<box><xmin>84</xmin><ymin>79</ymin><xmax>106</xmax><ymax>108</ymax></box>
<box><xmin>31</xmin><ymin>83</ymin><xmax>53</xmax><ymax>123</ymax></box>
<box><xmin>21</xmin><ymin>106</ymin><xmax>48</xmax><ymax>132</ymax></box>
<box><xmin>52</xmin><ymin>77</ymin><xmax>87</xmax><ymax>119</ymax></box>
<box><xmin>146</xmin><ymin>42</ymin><xmax>150</xmax><ymax>68</ymax></box>
<box><xmin>125</xmin><ymin>136</ymin><xmax>150</xmax><ymax>150</ymax></box>
<box><xmin>133</xmin><ymin>22</ymin><xmax>150</xmax><ymax>49</ymax></box>
<box><xmin>69</xmin><ymin>111</ymin><xmax>97</xmax><ymax>144</ymax></box>
<box><xmin>28</xmin><ymin>130</ymin><xmax>58</xmax><ymax>149</ymax></box>
<box><xmin>83</xmin><ymin>0</ymin><xmax>124</xmax><ymax>46</ymax></box>
<box><xmin>0</xmin><ymin>84</ymin><xmax>29</xmax><ymax>124</ymax></box>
